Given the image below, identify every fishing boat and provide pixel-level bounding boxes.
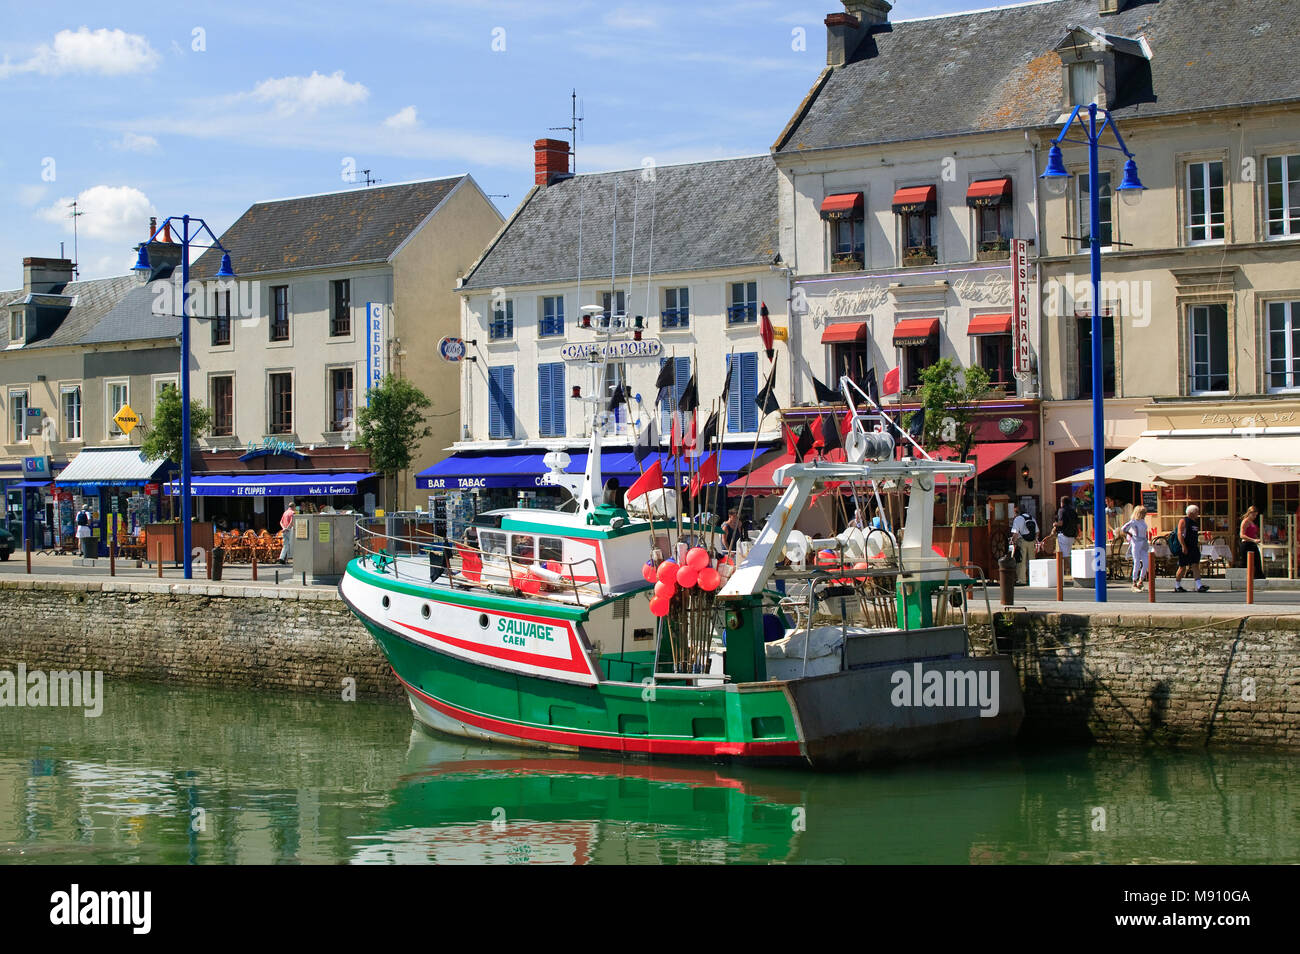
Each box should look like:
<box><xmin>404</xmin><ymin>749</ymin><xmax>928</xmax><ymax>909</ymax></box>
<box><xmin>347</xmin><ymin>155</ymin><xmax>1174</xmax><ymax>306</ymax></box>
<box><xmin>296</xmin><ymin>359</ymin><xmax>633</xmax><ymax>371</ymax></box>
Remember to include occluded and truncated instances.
<box><xmin>340</xmin><ymin>313</ymin><xmax>1023</xmax><ymax>769</ymax></box>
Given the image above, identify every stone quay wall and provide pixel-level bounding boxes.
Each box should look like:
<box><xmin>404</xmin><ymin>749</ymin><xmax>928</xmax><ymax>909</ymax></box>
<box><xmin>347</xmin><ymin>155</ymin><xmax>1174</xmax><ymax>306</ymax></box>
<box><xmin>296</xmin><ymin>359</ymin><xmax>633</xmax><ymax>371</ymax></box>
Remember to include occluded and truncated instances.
<box><xmin>1</xmin><ymin>579</ymin><xmax>1296</xmax><ymax>750</ymax></box>
<box><xmin>0</xmin><ymin>578</ymin><xmax>401</xmax><ymax>701</ymax></box>
<box><xmin>970</xmin><ymin>610</ymin><xmax>1300</xmax><ymax>750</ymax></box>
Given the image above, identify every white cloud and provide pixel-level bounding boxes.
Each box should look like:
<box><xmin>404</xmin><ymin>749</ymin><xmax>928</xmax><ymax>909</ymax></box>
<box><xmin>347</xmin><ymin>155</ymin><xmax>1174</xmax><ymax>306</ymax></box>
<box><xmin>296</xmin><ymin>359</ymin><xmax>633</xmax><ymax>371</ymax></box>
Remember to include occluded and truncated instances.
<box><xmin>17</xmin><ymin>184</ymin><xmax>47</xmax><ymax>207</ymax></box>
<box><xmin>250</xmin><ymin>70</ymin><xmax>369</xmax><ymax>114</ymax></box>
<box><xmin>605</xmin><ymin>7</ymin><xmax>660</xmax><ymax>30</ymax></box>
<box><xmin>384</xmin><ymin>106</ymin><xmax>418</xmax><ymax>129</ymax></box>
<box><xmin>38</xmin><ymin>185</ymin><xmax>155</xmax><ymax>242</ymax></box>
<box><xmin>0</xmin><ymin>27</ymin><xmax>160</xmax><ymax>79</ymax></box>
<box><xmin>112</xmin><ymin>132</ymin><xmax>159</xmax><ymax>152</ymax></box>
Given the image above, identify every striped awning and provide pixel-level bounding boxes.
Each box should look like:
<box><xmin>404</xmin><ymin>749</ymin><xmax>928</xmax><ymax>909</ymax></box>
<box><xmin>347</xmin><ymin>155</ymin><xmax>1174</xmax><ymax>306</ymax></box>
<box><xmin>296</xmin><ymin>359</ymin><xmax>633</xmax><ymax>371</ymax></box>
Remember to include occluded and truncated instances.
<box><xmin>54</xmin><ymin>447</ymin><xmax>169</xmax><ymax>488</ymax></box>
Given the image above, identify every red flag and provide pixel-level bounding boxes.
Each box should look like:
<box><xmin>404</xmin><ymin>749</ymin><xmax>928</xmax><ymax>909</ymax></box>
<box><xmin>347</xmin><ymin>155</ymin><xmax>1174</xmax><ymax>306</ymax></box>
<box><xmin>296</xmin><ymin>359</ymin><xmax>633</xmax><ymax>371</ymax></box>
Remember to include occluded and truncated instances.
<box><xmin>760</xmin><ymin>302</ymin><xmax>774</xmax><ymax>361</ymax></box>
<box><xmin>670</xmin><ymin>413</ymin><xmax>681</xmax><ymax>459</ymax></box>
<box><xmin>882</xmin><ymin>367</ymin><xmax>900</xmax><ymax>396</ymax></box>
<box><xmin>810</xmin><ymin>415</ymin><xmax>826</xmax><ymax>450</ymax></box>
<box><xmin>783</xmin><ymin>423</ymin><xmax>799</xmax><ymax>458</ymax></box>
<box><xmin>690</xmin><ymin>453</ymin><xmax>719</xmax><ymax>497</ymax></box>
<box><xmin>627</xmin><ymin>459</ymin><xmax>663</xmax><ymax>501</ymax></box>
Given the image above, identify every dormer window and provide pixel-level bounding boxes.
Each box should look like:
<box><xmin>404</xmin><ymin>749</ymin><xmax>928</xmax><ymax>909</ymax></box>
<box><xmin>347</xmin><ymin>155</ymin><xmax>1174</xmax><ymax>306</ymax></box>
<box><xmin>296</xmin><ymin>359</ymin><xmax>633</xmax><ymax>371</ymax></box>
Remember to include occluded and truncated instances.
<box><xmin>1068</xmin><ymin>62</ymin><xmax>1099</xmax><ymax>106</ymax></box>
<box><xmin>8</xmin><ymin>310</ymin><xmax>23</xmax><ymax>343</ymax></box>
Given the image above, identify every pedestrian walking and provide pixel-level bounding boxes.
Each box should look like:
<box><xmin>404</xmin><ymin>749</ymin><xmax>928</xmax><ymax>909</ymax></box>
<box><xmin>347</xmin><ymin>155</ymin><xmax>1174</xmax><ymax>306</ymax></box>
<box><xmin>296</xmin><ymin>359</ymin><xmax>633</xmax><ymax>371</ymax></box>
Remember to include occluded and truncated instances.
<box><xmin>75</xmin><ymin>504</ymin><xmax>94</xmax><ymax>559</ymax></box>
<box><xmin>1008</xmin><ymin>503</ymin><xmax>1038</xmax><ymax>586</ymax></box>
<box><xmin>278</xmin><ymin>501</ymin><xmax>297</xmax><ymax>564</ymax></box>
<box><xmin>1173</xmin><ymin>504</ymin><xmax>1208</xmax><ymax>593</ymax></box>
<box><xmin>1239</xmin><ymin>505</ymin><xmax>1266</xmax><ymax>579</ymax></box>
<box><xmin>1054</xmin><ymin>495</ymin><xmax>1079</xmax><ymax>564</ymax></box>
<box><xmin>1119</xmin><ymin>505</ymin><xmax>1151</xmax><ymax>590</ymax></box>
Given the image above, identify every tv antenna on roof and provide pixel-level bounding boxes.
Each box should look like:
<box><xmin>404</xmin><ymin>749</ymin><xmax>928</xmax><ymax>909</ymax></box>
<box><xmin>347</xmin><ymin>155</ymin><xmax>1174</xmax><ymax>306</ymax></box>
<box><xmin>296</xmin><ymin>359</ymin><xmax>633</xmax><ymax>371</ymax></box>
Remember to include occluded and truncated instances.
<box><xmin>350</xmin><ymin>169</ymin><xmax>383</xmax><ymax>187</ymax></box>
<box><xmin>67</xmin><ymin>200</ymin><xmax>84</xmax><ymax>278</ymax></box>
<box><xmin>548</xmin><ymin>89</ymin><xmax>584</xmax><ymax>174</ymax></box>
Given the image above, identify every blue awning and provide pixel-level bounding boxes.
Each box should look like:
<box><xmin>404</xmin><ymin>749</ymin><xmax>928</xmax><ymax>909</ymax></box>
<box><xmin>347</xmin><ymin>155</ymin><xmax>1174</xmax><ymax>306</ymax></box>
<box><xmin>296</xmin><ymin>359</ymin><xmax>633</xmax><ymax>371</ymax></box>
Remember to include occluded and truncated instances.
<box><xmin>416</xmin><ymin>447</ymin><xmax>768</xmax><ymax>491</ymax></box>
<box><xmin>8</xmin><ymin>481</ymin><xmax>51</xmax><ymax>489</ymax></box>
<box><xmin>165</xmin><ymin>472</ymin><xmax>377</xmax><ymax>497</ymax></box>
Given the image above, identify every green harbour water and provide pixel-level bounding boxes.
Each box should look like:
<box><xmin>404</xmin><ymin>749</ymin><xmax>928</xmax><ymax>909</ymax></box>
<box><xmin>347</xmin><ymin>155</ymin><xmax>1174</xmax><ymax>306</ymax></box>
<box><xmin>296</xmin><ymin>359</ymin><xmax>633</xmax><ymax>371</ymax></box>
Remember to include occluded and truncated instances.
<box><xmin>0</xmin><ymin>681</ymin><xmax>1295</xmax><ymax>865</ymax></box>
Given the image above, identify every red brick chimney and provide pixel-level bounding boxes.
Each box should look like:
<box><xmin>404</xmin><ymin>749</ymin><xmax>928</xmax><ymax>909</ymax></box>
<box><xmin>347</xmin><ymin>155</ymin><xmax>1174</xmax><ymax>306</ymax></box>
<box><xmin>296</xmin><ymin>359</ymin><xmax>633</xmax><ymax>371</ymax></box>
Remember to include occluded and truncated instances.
<box><xmin>534</xmin><ymin>138</ymin><xmax>571</xmax><ymax>186</ymax></box>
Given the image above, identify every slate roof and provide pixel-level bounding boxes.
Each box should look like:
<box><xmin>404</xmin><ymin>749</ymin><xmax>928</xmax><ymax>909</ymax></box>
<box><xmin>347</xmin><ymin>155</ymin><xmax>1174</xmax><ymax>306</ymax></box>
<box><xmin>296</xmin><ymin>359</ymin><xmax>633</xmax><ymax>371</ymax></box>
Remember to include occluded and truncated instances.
<box><xmin>79</xmin><ymin>281</ymin><xmax>182</xmax><ymax>345</ymax></box>
<box><xmin>0</xmin><ymin>275</ymin><xmax>138</xmax><ymax>350</ymax></box>
<box><xmin>191</xmin><ymin>176</ymin><xmax>465</xmax><ymax>279</ymax></box>
<box><xmin>461</xmin><ymin>155</ymin><xmax>778</xmax><ymax>290</ymax></box>
<box><xmin>776</xmin><ymin>0</ymin><xmax>1300</xmax><ymax>154</ymax></box>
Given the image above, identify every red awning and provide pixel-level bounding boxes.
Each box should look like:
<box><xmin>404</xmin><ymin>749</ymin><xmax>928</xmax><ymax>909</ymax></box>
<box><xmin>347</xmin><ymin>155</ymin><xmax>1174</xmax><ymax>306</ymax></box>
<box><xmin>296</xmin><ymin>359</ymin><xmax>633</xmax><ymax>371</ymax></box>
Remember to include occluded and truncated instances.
<box><xmin>820</xmin><ymin>192</ymin><xmax>864</xmax><ymax>220</ymax></box>
<box><xmin>965</xmin><ymin>177</ymin><xmax>1012</xmax><ymax>207</ymax></box>
<box><xmin>891</xmin><ymin>185</ymin><xmax>936</xmax><ymax>213</ymax></box>
<box><xmin>934</xmin><ymin>441</ymin><xmax>1028</xmax><ymax>475</ymax></box>
<box><xmin>892</xmin><ymin>317</ymin><xmax>939</xmax><ymax>346</ymax></box>
<box><xmin>822</xmin><ymin>321</ymin><xmax>868</xmax><ymax>344</ymax></box>
<box><xmin>967</xmin><ymin>313</ymin><xmax>1013</xmax><ymax>336</ymax></box>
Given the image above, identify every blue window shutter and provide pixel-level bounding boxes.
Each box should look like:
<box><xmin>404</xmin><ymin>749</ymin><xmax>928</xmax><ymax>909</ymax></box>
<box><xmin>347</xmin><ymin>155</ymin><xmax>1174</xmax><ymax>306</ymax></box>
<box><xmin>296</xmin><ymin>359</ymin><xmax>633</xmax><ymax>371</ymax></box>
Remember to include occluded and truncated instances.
<box><xmin>538</xmin><ymin>364</ymin><xmax>552</xmax><ymax>436</ymax></box>
<box><xmin>741</xmin><ymin>353</ymin><xmax>759</xmax><ymax>431</ymax></box>
<box><xmin>726</xmin><ymin>355</ymin><xmax>742</xmax><ymax>433</ymax></box>
<box><xmin>490</xmin><ymin>366</ymin><xmax>514</xmax><ymax>438</ymax></box>
<box><xmin>552</xmin><ymin>364</ymin><xmax>565</xmax><ymax>436</ymax></box>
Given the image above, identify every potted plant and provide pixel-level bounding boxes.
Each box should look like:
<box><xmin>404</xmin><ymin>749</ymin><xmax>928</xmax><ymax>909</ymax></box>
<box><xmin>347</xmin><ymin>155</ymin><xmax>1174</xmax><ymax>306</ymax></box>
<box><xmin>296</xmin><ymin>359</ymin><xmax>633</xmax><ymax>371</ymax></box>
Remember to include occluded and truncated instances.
<box><xmin>977</xmin><ymin>239</ymin><xmax>1010</xmax><ymax>262</ymax></box>
<box><xmin>903</xmin><ymin>245</ymin><xmax>936</xmax><ymax>266</ymax></box>
<box><xmin>831</xmin><ymin>251</ymin><xmax>863</xmax><ymax>272</ymax></box>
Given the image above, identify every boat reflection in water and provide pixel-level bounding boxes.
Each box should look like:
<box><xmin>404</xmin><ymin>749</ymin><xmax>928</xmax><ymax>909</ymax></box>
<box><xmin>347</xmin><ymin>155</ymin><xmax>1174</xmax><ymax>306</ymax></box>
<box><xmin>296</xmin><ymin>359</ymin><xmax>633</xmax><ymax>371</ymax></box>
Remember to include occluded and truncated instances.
<box><xmin>349</xmin><ymin>729</ymin><xmax>815</xmax><ymax>864</ymax></box>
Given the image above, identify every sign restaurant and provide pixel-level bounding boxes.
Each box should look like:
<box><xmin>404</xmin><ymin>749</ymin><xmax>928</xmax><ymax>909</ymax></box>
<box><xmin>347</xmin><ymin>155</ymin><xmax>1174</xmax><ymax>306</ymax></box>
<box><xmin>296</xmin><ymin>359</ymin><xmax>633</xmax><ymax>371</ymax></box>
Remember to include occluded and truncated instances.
<box><xmin>1011</xmin><ymin>238</ymin><xmax>1032</xmax><ymax>374</ymax></box>
<box><xmin>365</xmin><ymin>302</ymin><xmax>385</xmax><ymax>401</ymax></box>
<box><xmin>560</xmin><ymin>339</ymin><xmax>663</xmax><ymax>362</ymax></box>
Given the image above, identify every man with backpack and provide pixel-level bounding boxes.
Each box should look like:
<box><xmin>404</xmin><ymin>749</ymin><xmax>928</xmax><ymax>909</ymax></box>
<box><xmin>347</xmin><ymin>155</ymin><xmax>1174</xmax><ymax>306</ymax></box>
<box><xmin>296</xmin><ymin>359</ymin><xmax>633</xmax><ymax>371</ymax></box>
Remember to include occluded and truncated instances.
<box><xmin>1054</xmin><ymin>495</ymin><xmax>1079</xmax><ymax>567</ymax></box>
<box><xmin>75</xmin><ymin>504</ymin><xmax>94</xmax><ymax>559</ymax></box>
<box><xmin>1009</xmin><ymin>503</ymin><xmax>1038</xmax><ymax>585</ymax></box>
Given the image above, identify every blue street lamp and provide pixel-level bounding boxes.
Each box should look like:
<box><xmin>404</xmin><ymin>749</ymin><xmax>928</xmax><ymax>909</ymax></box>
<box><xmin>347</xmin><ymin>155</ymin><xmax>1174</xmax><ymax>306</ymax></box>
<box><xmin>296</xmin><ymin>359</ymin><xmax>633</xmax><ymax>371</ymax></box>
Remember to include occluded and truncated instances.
<box><xmin>1041</xmin><ymin>103</ymin><xmax>1144</xmax><ymax>602</ymax></box>
<box><xmin>133</xmin><ymin>216</ymin><xmax>237</xmax><ymax>580</ymax></box>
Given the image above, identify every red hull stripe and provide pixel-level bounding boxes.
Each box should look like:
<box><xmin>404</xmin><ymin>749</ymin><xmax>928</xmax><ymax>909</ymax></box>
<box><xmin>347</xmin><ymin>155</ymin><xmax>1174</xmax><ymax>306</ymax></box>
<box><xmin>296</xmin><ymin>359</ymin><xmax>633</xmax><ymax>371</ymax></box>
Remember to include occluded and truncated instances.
<box><xmin>397</xmin><ymin>616</ymin><xmax>593</xmax><ymax>676</ymax></box>
<box><xmin>396</xmin><ymin>672</ymin><xmax>804</xmax><ymax>759</ymax></box>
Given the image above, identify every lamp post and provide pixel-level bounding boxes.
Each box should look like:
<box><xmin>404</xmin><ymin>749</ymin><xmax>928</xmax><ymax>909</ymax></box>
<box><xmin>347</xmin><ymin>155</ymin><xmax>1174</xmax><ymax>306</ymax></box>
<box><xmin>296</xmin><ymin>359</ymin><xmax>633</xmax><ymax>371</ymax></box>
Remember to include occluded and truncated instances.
<box><xmin>1040</xmin><ymin>103</ymin><xmax>1145</xmax><ymax>602</ymax></box>
<box><xmin>132</xmin><ymin>216</ymin><xmax>236</xmax><ymax>580</ymax></box>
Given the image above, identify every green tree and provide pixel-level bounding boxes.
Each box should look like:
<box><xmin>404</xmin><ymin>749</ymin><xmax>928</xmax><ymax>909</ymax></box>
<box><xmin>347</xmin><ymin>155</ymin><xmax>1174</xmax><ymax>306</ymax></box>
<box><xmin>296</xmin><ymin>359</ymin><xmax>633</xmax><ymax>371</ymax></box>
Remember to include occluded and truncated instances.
<box><xmin>355</xmin><ymin>374</ymin><xmax>432</xmax><ymax>509</ymax></box>
<box><xmin>141</xmin><ymin>384</ymin><xmax>212</xmax><ymax>464</ymax></box>
<box><xmin>904</xmin><ymin>358</ymin><xmax>991</xmax><ymax>462</ymax></box>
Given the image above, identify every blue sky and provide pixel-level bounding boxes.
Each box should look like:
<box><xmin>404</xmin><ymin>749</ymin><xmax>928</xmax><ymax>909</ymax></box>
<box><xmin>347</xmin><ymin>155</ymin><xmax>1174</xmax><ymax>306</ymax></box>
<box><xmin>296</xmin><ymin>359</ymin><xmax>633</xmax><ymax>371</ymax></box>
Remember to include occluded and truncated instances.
<box><xmin>0</xmin><ymin>0</ymin><xmax>985</xmax><ymax>288</ymax></box>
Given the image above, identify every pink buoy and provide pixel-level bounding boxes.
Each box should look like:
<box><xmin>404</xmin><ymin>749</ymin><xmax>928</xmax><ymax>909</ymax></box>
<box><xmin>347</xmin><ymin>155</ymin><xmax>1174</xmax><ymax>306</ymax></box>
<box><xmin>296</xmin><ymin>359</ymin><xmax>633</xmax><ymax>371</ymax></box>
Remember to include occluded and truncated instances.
<box><xmin>676</xmin><ymin>565</ymin><xmax>699</xmax><ymax>589</ymax></box>
<box><xmin>698</xmin><ymin>567</ymin><xmax>721</xmax><ymax>591</ymax></box>
<box><xmin>649</xmin><ymin>597</ymin><xmax>670</xmax><ymax>617</ymax></box>
<box><xmin>654</xmin><ymin>579</ymin><xmax>676</xmax><ymax>600</ymax></box>
<box><xmin>642</xmin><ymin>562</ymin><xmax>657</xmax><ymax>584</ymax></box>
<box><xmin>656</xmin><ymin>560</ymin><xmax>679</xmax><ymax>585</ymax></box>
<box><xmin>686</xmin><ymin>547</ymin><xmax>710</xmax><ymax>571</ymax></box>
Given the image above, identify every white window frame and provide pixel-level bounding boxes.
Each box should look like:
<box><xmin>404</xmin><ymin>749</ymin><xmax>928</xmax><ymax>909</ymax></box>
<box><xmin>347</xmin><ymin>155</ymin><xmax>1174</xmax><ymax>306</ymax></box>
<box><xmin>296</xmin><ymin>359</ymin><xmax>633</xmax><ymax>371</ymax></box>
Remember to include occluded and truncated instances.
<box><xmin>1265</xmin><ymin>153</ymin><xmax>1300</xmax><ymax>240</ymax></box>
<box><xmin>662</xmin><ymin>287</ymin><xmax>690</xmax><ymax>329</ymax></box>
<box><xmin>106</xmin><ymin>379</ymin><xmax>130</xmax><ymax>439</ymax></box>
<box><xmin>8</xmin><ymin>310</ymin><xmax>24</xmax><ymax>343</ymax></box>
<box><xmin>1185</xmin><ymin>160</ymin><xmax>1226</xmax><ymax>245</ymax></box>
<box><xmin>151</xmin><ymin>374</ymin><xmax>179</xmax><ymax>417</ymax></box>
<box><xmin>539</xmin><ymin>295</ymin><xmax>564</xmax><ymax>337</ymax></box>
<box><xmin>327</xmin><ymin>365</ymin><xmax>355</xmax><ymax>433</ymax></box>
<box><xmin>1068</xmin><ymin>62</ymin><xmax>1099</xmax><ymax>107</ymax></box>
<box><xmin>1266</xmin><ymin>300</ymin><xmax>1300</xmax><ymax>393</ymax></box>
<box><xmin>60</xmin><ymin>384</ymin><xmax>82</xmax><ymax>442</ymax></box>
<box><xmin>489</xmin><ymin>299</ymin><xmax>514</xmax><ymax>341</ymax></box>
<box><xmin>8</xmin><ymin>388</ymin><xmax>29</xmax><ymax>443</ymax></box>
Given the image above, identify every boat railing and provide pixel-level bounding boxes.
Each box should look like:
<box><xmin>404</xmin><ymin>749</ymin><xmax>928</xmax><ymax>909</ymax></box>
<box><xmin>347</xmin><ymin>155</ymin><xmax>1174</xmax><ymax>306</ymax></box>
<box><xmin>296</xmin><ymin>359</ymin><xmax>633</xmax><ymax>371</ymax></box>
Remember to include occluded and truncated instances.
<box><xmin>355</xmin><ymin>525</ymin><xmax>607</xmax><ymax>605</ymax></box>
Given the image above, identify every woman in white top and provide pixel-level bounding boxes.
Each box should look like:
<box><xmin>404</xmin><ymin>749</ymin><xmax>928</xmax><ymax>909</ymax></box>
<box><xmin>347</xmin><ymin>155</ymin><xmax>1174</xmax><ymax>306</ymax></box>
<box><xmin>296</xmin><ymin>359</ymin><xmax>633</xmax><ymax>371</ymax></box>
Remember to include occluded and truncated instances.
<box><xmin>1119</xmin><ymin>505</ymin><xmax>1151</xmax><ymax>591</ymax></box>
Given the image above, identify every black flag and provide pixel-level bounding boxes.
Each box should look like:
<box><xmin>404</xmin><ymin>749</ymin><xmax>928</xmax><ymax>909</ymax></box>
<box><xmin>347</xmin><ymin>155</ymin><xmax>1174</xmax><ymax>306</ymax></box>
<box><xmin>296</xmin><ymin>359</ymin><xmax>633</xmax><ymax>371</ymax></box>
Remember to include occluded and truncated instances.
<box><xmin>811</xmin><ymin>374</ymin><xmax>840</xmax><ymax>404</ymax></box>
<box><xmin>607</xmin><ymin>383</ymin><xmax>628</xmax><ymax>412</ymax></box>
<box><xmin>677</xmin><ymin>371</ymin><xmax>698</xmax><ymax>414</ymax></box>
<box><xmin>794</xmin><ymin>424</ymin><xmax>814</xmax><ymax>463</ymax></box>
<box><xmin>755</xmin><ymin>358</ymin><xmax>780</xmax><ymax>417</ymax></box>
<box><xmin>634</xmin><ymin>419</ymin><xmax>654</xmax><ymax>464</ymax></box>
<box><xmin>721</xmin><ymin>357</ymin><xmax>736</xmax><ymax>406</ymax></box>
<box><xmin>820</xmin><ymin>411</ymin><xmax>842</xmax><ymax>452</ymax></box>
<box><xmin>654</xmin><ymin>360</ymin><xmax>675</xmax><ymax>406</ymax></box>
<box><xmin>699</xmin><ymin>409</ymin><xmax>719</xmax><ymax>451</ymax></box>
<box><xmin>863</xmin><ymin>367</ymin><xmax>880</xmax><ymax>408</ymax></box>
<box><xmin>907</xmin><ymin>406</ymin><xmax>927</xmax><ymax>441</ymax></box>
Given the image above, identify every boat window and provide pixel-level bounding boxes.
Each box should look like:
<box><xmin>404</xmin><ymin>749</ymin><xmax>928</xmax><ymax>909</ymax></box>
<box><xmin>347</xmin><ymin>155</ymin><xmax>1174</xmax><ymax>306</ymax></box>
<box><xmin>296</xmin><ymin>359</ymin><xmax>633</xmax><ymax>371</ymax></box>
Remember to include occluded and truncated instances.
<box><xmin>479</xmin><ymin>530</ymin><xmax>508</xmax><ymax>566</ymax></box>
<box><xmin>511</xmin><ymin>534</ymin><xmax>536</xmax><ymax>561</ymax></box>
<box><xmin>539</xmin><ymin>537</ymin><xmax>564</xmax><ymax>564</ymax></box>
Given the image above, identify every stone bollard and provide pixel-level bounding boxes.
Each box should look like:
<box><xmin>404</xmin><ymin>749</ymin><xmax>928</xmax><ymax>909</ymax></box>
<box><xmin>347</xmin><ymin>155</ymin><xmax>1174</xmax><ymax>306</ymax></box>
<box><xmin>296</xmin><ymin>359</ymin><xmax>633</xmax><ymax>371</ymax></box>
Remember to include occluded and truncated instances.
<box><xmin>1055</xmin><ymin>550</ymin><xmax>1064</xmax><ymax>601</ymax></box>
<box><xmin>1247</xmin><ymin>549</ymin><xmax>1256</xmax><ymax>604</ymax></box>
<box><xmin>26</xmin><ymin>538</ymin><xmax>32</xmax><ymax>574</ymax></box>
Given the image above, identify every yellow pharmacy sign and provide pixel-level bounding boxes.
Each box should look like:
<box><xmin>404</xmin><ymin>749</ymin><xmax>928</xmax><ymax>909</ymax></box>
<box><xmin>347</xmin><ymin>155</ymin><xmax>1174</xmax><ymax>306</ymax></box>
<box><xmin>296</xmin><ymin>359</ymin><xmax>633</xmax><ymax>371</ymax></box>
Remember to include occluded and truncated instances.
<box><xmin>113</xmin><ymin>404</ymin><xmax>139</xmax><ymax>435</ymax></box>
